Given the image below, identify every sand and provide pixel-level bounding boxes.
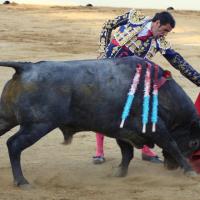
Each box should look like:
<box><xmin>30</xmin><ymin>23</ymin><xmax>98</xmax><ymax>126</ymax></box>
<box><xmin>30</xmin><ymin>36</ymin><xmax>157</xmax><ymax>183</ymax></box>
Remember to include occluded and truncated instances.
<box><xmin>0</xmin><ymin>4</ymin><xmax>200</xmax><ymax>200</ymax></box>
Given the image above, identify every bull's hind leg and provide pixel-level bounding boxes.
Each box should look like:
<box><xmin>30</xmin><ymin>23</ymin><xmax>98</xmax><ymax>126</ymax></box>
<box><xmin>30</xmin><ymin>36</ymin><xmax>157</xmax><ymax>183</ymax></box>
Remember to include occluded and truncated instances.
<box><xmin>7</xmin><ymin>123</ymin><xmax>55</xmax><ymax>187</ymax></box>
<box><xmin>114</xmin><ymin>139</ymin><xmax>134</xmax><ymax>177</ymax></box>
<box><xmin>59</xmin><ymin>126</ymin><xmax>76</xmax><ymax>145</ymax></box>
<box><xmin>0</xmin><ymin>117</ymin><xmax>16</xmax><ymax>136</ymax></box>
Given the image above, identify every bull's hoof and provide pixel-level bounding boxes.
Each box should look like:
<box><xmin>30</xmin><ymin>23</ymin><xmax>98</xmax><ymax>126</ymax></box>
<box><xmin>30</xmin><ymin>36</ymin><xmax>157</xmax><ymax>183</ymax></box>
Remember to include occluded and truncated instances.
<box><xmin>19</xmin><ymin>183</ymin><xmax>31</xmax><ymax>190</ymax></box>
<box><xmin>62</xmin><ymin>139</ymin><xmax>72</xmax><ymax>145</ymax></box>
<box><xmin>113</xmin><ymin>167</ymin><xmax>128</xmax><ymax>177</ymax></box>
<box><xmin>164</xmin><ymin>159</ymin><xmax>179</xmax><ymax>170</ymax></box>
<box><xmin>62</xmin><ymin>136</ymin><xmax>73</xmax><ymax>145</ymax></box>
<box><xmin>14</xmin><ymin>178</ymin><xmax>30</xmax><ymax>188</ymax></box>
<box><xmin>184</xmin><ymin>170</ymin><xmax>198</xmax><ymax>177</ymax></box>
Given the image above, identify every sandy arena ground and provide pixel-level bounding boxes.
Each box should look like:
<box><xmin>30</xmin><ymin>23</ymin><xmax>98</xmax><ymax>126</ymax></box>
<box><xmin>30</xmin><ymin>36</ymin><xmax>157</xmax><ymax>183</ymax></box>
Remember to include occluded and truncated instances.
<box><xmin>0</xmin><ymin>4</ymin><xmax>200</xmax><ymax>200</ymax></box>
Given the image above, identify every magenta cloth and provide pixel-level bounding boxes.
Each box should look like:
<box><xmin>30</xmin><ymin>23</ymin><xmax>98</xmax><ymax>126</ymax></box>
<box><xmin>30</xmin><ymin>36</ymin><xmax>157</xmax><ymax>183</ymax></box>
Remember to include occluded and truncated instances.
<box><xmin>195</xmin><ymin>93</ymin><xmax>200</xmax><ymax>115</ymax></box>
<box><xmin>95</xmin><ymin>133</ymin><xmax>104</xmax><ymax>157</ymax></box>
<box><xmin>188</xmin><ymin>93</ymin><xmax>200</xmax><ymax>173</ymax></box>
<box><xmin>189</xmin><ymin>150</ymin><xmax>200</xmax><ymax>173</ymax></box>
<box><xmin>141</xmin><ymin>145</ymin><xmax>157</xmax><ymax>156</ymax></box>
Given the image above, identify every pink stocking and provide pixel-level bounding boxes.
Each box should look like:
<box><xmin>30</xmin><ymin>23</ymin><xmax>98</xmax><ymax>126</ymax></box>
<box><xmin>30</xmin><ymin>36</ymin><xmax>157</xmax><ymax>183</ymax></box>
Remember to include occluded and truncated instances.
<box><xmin>95</xmin><ymin>133</ymin><xmax>104</xmax><ymax>157</ymax></box>
<box><xmin>141</xmin><ymin>145</ymin><xmax>157</xmax><ymax>157</ymax></box>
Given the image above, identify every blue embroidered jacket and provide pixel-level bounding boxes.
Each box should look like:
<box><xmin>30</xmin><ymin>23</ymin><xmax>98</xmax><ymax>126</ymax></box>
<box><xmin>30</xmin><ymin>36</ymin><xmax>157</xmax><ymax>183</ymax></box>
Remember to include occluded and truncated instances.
<box><xmin>99</xmin><ymin>10</ymin><xmax>200</xmax><ymax>86</ymax></box>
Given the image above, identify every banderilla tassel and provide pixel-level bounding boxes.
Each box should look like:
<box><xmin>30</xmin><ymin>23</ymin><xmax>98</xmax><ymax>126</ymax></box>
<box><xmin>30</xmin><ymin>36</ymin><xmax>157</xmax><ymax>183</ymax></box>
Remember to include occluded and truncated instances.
<box><xmin>142</xmin><ymin>62</ymin><xmax>152</xmax><ymax>133</ymax></box>
<box><xmin>151</xmin><ymin>64</ymin><xmax>159</xmax><ymax>132</ymax></box>
<box><xmin>120</xmin><ymin>64</ymin><xmax>142</xmax><ymax>128</ymax></box>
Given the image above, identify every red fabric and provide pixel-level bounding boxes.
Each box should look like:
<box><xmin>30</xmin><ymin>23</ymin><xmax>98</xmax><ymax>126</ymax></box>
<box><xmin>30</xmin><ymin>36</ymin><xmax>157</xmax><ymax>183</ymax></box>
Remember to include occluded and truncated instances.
<box><xmin>163</xmin><ymin>70</ymin><xmax>172</xmax><ymax>79</ymax></box>
<box><xmin>156</xmin><ymin>70</ymin><xmax>172</xmax><ymax>89</ymax></box>
<box><xmin>189</xmin><ymin>93</ymin><xmax>200</xmax><ymax>173</ymax></box>
<box><xmin>111</xmin><ymin>39</ymin><xmax>130</xmax><ymax>51</ymax></box>
<box><xmin>195</xmin><ymin>93</ymin><xmax>200</xmax><ymax>115</ymax></box>
<box><xmin>141</xmin><ymin>145</ymin><xmax>157</xmax><ymax>156</ymax></box>
<box><xmin>189</xmin><ymin>150</ymin><xmax>200</xmax><ymax>173</ymax></box>
<box><xmin>95</xmin><ymin>133</ymin><xmax>104</xmax><ymax>157</ymax></box>
<box><xmin>111</xmin><ymin>39</ymin><xmax>120</xmax><ymax>46</ymax></box>
<box><xmin>137</xmin><ymin>30</ymin><xmax>153</xmax><ymax>41</ymax></box>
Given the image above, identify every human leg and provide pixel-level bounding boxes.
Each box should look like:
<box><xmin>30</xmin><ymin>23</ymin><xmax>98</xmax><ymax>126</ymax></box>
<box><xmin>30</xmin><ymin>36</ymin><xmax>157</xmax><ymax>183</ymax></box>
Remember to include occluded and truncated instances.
<box><xmin>141</xmin><ymin>145</ymin><xmax>163</xmax><ymax>163</ymax></box>
<box><xmin>93</xmin><ymin>132</ymin><xmax>105</xmax><ymax>164</ymax></box>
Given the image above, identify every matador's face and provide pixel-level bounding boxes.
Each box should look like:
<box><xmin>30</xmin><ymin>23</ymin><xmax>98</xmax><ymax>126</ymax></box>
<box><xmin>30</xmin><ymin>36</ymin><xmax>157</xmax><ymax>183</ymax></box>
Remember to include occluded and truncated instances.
<box><xmin>151</xmin><ymin>20</ymin><xmax>173</xmax><ymax>38</ymax></box>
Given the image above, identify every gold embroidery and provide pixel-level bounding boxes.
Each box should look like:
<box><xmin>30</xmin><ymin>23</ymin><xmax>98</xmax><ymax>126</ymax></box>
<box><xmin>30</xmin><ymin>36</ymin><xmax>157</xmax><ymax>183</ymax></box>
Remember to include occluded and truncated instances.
<box><xmin>127</xmin><ymin>43</ymin><xmax>137</xmax><ymax>53</ymax></box>
<box><xmin>157</xmin><ymin>37</ymin><xmax>171</xmax><ymax>54</ymax></box>
<box><xmin>114</xmin><ymin>10</ymin><xmax>150</xmax><ymax>46</ymax></box>
<box><xmin>111</xmin><ymin>46</ymin><xmax>121</xmax><ymax>57</ymax></box>
<box><xmin>145</xmin><ymin>40</ymin><xmax>158</xmax><ymax>59</ymax></box>
<box><xmin>115</xmin><ymin>26</ymin><xmax>143</xmax><ymax>46</ymax></box>
<box><xmin>143</xmin><ymin>40</ymin><xmax>150</xmax><ymax>47</ymax></box>
<box><xmin>124</xmin><ymin>38</ymin><xmax>158</xmax><ymax>59</ymax></box>
<box><xmin>129</xmin><ymin>10</ymin><xmax>151</xmax><ymax>25</ymax></box>
<box><xmin>135</xmin><ymin>40</ymin><xmax>142</xmax><ymax>47</ymax></box>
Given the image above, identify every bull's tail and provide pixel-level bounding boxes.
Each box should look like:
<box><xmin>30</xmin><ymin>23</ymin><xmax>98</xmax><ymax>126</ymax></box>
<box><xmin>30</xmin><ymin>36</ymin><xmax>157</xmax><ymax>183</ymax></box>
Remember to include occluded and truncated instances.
<box><xmin>0</xmin><ymin>61</ymin><xmax>31</xmax><ymax>73</ymax></box>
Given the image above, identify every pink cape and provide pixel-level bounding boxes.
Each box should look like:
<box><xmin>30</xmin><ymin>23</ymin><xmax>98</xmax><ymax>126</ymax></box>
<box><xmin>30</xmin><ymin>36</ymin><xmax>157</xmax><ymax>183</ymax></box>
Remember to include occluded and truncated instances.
<box><xmin>195</xmin><ymin>93</ymin><xmax>200</xmax><ymax>115</ymax></box>
<box><xmin>189</xmin><ymin>93</ymin><xmax>200</xmax><ymax>173</ymax></box>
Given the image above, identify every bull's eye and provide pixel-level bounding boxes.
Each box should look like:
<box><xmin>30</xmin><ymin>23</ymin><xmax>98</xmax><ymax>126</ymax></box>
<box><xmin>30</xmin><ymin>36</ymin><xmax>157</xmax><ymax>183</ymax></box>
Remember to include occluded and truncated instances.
<box><xmin>189</xmin><ymin>139</ymin><xmax>200</xmax><ymax>149</ymax></box>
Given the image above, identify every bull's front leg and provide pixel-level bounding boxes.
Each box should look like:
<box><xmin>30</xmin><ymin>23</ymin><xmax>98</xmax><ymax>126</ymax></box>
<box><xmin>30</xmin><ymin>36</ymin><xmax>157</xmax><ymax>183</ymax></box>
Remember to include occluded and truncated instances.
<box><xmin>159</xmin><ymin>139</ymin><xmax>195</xmax><ymax>176</ymax></box>
<box><xmin>59</xmin><ymin>126</ymin><xmax>75</xmax><ymax>145</ymax></box>
<box><xmin>152</xmin><ymin>121</ymin><xmax>196</xmax><ymax>176</ymax></box>
<box><xmin>163</xmin><ymin>150</ymin><xmax>179</xmax><ymax>170</ymax></box>
<box><xmin>114</xmin><ymin>139</ymin><xmax>134</xmax><ymax>177</ymax></box>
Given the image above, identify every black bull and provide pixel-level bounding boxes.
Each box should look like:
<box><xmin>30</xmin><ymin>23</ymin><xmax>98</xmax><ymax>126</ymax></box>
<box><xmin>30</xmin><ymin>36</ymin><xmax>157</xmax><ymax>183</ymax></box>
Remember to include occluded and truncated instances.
<box><xmin>0</xmin><ymin>56</ymin><xmax>200</xmax><ymax>186</ymax></box>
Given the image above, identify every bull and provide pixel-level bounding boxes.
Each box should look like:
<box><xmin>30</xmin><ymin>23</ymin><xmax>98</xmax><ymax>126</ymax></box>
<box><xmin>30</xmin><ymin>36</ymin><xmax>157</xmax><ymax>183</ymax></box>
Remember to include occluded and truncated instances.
<box><xmin>0</xmin><ymin>56</ymin><xmax>199</xmax><ymax>187</ymax></box>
